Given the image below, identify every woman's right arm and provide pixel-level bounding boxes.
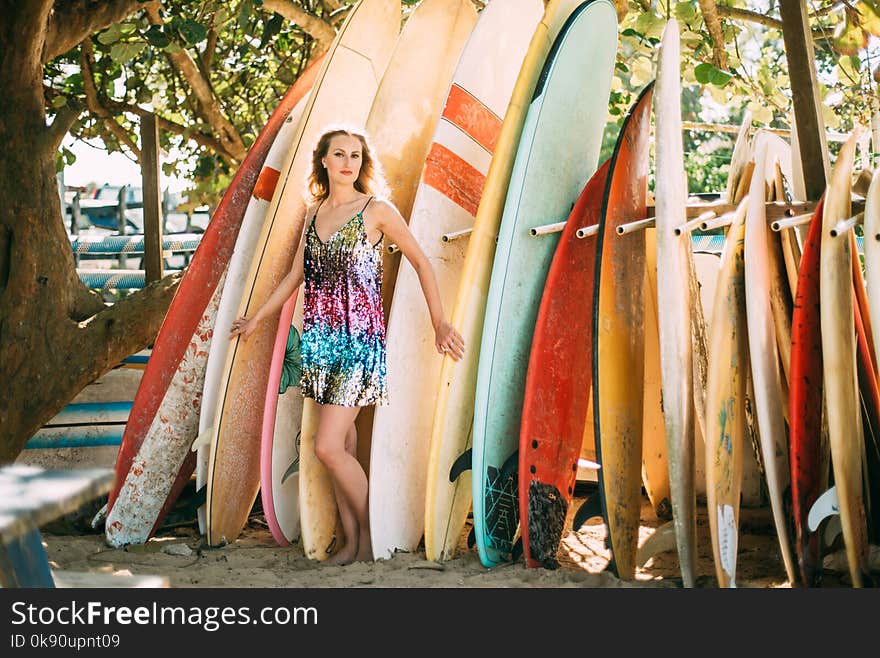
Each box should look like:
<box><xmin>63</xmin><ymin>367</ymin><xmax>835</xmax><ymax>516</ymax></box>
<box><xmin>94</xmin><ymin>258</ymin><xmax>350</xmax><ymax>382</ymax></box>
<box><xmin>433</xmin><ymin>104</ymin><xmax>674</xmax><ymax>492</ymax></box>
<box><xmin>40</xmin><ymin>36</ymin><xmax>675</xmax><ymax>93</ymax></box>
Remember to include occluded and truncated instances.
<box><xmin>230</xmin><ymin>208</ymin><xmax>310</xmax><ymax>340</ymax></box>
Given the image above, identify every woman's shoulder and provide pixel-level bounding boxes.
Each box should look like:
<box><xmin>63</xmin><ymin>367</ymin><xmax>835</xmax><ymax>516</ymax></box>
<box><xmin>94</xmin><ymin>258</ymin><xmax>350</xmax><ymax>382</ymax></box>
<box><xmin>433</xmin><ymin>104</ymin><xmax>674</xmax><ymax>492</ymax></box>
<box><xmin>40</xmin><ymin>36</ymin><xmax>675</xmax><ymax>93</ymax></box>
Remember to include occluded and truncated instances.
<box><xmin>364</xmin><ymin>196</ymin><xmax>401</xmax><ymax>220</ymax></box>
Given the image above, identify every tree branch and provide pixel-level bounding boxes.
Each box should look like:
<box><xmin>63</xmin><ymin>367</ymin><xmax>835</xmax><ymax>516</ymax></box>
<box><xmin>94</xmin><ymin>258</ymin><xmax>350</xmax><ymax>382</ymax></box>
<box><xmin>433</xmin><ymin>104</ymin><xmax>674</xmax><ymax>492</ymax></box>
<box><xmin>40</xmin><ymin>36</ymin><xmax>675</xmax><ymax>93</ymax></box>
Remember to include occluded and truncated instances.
<box><xmin>44</xmin><ymin>83</ymin><xmax>236</xmax><ymax>162</ymax></box>
<box><xmin>43</xmin><ymin>0</ymin><xmax>155</xmax><ymax>63</ymax></box>
<box><xmin>46</xmin><ymin>104</ymin><xmax>83</xmax><ymax>151</ymax></box>
<box><xmin>145</xmin><ymin>3</ymin><xmax>247</xmax><ymax>161</ymax></box>
<box><xmin>718</xmin><ymin>5</ymin><xmax>827</xmax><ymax>39</ymax></box>
<box><xmin>262</xmin><ymin>0</ymin><xmax>337</xmax><ymax>56</ymax></box>
<box><xmin>80</xmin><ymin>39</ymin><xmax>141</xmax><ymax>158</ymax></box>
<box><xmin>201</xmin><ymin>26</ymin><xmax>219</xmax><ymax>71</ymax></box>
<box><xmin>697</xmin><ymin>0</ymin><xmax>729</xmax><ymax>69</ymax></box>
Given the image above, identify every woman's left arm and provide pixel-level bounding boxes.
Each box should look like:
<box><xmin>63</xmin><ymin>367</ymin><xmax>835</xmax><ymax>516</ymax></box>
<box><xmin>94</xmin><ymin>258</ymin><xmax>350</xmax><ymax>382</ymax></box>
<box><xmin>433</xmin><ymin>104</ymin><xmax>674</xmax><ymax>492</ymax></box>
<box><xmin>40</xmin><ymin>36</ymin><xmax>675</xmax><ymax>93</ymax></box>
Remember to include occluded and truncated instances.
<box><xmin>374</xmin><ymin>200</ymin><xmax>465</xmax><ymax>361</ymax></box>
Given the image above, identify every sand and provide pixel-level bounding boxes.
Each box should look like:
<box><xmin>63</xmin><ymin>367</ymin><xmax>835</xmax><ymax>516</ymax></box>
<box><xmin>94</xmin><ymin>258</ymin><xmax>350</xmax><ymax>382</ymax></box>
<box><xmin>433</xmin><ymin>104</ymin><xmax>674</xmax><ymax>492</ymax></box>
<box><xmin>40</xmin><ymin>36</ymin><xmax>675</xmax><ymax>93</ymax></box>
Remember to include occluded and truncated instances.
<box><xmin>42</xmin><ymin>490</ymin><xmax>837</xmax><ymax>589</ymax></box>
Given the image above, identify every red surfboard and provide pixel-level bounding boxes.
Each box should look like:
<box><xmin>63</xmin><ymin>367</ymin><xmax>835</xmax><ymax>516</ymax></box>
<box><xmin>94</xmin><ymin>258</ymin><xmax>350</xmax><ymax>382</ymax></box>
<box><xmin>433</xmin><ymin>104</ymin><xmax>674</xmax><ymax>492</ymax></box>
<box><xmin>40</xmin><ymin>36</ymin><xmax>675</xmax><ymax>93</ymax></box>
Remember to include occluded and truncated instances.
<box><xmin>106</xmin><ymin>59</ymin><xmax>322</xmax><ymax>533</ymax></box>
<box><xmin>789</xmin><ymin>196</ymin><xmax>827</xmax><ymax>587</ymax></box>
<box><xmin>518</xmin><ymin>159</ymin><xmax>609</xmax><ymax>569</ymax></box>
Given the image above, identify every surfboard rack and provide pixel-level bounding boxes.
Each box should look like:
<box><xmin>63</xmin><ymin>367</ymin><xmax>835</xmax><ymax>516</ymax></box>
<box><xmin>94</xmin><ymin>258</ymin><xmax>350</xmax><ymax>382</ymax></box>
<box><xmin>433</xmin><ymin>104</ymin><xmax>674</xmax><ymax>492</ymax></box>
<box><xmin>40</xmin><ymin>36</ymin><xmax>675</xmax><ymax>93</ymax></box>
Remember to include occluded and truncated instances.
<box><xmin>829</xmin><ymin>211</ymin><xmax>864</xmax><ymax>238</ymax></box>
<box><xmin>576</xmin><ymin>224</ymin><xmax>600</xmax><ymax>239</ymax></box>
<box><xmin>770</xmin><ymin>211</ymin><xmax>811</xmax><ymax>231</ymax></box>
<box><xmin>674</xmin><ymin>210</ymin><xmax>717</xmax><ymax>236</ymax></box>
<box><xmin>441</xmin><ymin>228</ymin><xmax>473</xmax><ymax>242</ymax></box>
<box><xmin>529</xmin><ymin>221</ymin><xmax>566</xmax><ymax>236</ymax></box>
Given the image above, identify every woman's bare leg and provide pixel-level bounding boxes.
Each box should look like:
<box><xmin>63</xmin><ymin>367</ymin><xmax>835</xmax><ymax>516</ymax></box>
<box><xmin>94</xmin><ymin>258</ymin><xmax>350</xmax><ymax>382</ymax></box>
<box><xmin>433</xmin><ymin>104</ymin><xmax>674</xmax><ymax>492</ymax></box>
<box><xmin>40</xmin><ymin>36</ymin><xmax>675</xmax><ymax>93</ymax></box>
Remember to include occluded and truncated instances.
<box><xmin>327</xmin><ymin>422</ymin><xmax>359</xmax><ymax>564</ymax></box>
<box><xmin>314</xmin><ymin>404</ymin><xmax>371</xmax><ymax>565</ymax></box>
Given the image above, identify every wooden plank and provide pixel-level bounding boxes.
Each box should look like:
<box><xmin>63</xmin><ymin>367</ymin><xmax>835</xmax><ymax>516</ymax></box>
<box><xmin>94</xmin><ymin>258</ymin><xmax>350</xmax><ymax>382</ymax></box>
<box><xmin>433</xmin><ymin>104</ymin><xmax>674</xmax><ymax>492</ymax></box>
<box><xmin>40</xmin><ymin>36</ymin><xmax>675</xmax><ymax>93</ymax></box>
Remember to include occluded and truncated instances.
<box><xmin>779</xmin><ymin>0</ymin><xmax>830</xmax><ymax>201</ymax></box>
<box><xmin>52</xmin><ymin>570</ymin><xmax>170</xmax><ymax>588</ymax></box>
<box><xmin>0</xmin><ymin>465</ymin><xmax>113</xmax><ymax>543</ymax></box>
<box><xmin>140</xmin><ymin>113</ymin><xmax>164</xmax><ymax>283</ymax></box>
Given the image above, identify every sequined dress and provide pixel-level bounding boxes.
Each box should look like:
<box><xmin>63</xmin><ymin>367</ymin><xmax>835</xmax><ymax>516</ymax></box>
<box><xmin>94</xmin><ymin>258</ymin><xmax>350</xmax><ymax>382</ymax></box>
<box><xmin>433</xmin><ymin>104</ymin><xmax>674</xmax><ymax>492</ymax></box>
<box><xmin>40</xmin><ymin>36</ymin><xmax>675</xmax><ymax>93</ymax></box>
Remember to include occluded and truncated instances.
<box><xmin>300</xmin><ymin>196</ymin><xmax>388</xmax><ymax>406</ymax></box>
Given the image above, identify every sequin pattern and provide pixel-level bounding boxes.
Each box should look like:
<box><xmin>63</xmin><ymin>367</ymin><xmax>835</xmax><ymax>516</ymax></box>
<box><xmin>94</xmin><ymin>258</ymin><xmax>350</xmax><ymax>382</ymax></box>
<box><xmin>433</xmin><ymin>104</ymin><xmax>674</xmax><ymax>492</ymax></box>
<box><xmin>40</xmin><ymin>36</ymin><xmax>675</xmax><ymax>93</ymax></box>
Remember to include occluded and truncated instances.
<box><xmin>301</xmin><ymin>199</ymin><xmax>388</xmax><ymax>406</ymax></box>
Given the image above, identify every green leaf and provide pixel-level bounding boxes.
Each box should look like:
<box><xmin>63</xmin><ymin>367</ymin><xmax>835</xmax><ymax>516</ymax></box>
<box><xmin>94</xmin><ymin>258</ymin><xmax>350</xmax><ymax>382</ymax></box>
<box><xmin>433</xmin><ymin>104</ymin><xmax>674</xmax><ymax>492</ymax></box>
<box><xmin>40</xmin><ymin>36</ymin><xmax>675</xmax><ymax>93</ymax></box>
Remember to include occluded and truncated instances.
<box><xmin>674</xmin><ymin>1</ymin><xmax>698</xmax><ymax>23</ymax></box>
<box><xmin>120</xmin><ymin>23</ymin><xmax>138</xmax><ymax>36</ymax></box>
<box><xmin>633</xmin><ymin>12</ymin><xmax>665</xmax><ymax>39</ymax></box>
<box><xmin>694</xmin><ymin>62</ymin><xmax>713</xmax><ymax>84</ymax></box>
<box><xmin>709</xmin><ymin>68</ymin><xmax>732</xmax><ymax>87</ymax></box>
<box><xmin>109</xmin><ymin>41</ymin><xmax>146</xmax><ymax>64</ymax></box>
<box><xmin>694</xmin><ymin>62</ymin><xmax>732</xmax><ymax>87</ymax></box>
<box><xmin>51</xmin><ymin>95</ymin><xmax>68</xmax><ymax>109</ymax></box>
<box><xmin>179</xmin><ymin>19</ymin><xmax>208</xmax><ymax>45</ymax></box>
<box><xmin>144</xmin><ymin>25</ymin><xmax>171</xmax><ymax>48</ymax></box>
<box><xmin>98</xmin><ymin>24</ymin><xmax>122</xmax><ymax>45</ymax></box>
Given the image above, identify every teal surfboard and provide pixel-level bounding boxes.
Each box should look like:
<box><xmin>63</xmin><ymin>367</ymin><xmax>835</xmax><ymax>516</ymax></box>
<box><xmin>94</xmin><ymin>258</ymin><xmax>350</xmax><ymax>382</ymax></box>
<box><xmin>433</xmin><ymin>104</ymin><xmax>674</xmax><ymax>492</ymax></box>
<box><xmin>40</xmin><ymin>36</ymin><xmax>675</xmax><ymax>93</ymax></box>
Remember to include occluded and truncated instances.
<box><xmin>471</xmin><ymin>0</ymin><xmax>618</xmax><ymax>568</ymax></box>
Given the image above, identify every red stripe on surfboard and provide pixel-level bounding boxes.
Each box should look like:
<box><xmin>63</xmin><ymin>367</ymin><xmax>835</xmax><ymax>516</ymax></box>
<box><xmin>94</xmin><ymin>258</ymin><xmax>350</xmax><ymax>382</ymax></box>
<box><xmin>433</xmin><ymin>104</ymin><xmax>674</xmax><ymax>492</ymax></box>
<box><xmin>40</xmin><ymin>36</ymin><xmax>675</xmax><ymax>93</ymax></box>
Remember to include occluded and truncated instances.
<box><xmin>253</xmin><ymin>166</ymin><xmax>281</xmax><ymax>201</ymax></box>
<box><xmin>441</xmin><ymin>84</ymin><xmax>501</xmax><ymax>153</ymax></box>
<box><xmin>423</xmin><ymin>143</ymin><xmax>485</xmax><ymax>216</ymax></box>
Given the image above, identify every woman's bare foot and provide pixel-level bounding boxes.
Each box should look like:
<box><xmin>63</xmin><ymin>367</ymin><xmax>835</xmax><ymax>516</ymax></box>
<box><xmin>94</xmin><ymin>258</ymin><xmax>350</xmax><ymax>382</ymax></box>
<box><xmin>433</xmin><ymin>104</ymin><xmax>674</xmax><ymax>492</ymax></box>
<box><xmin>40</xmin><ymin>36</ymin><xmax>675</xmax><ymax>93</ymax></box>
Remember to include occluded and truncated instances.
<box><xmin>353</xmin><ymin>535</ymin><xmax>372</xmax><ymax>563</ymax></box>
<box><xmin>325</xmin><ymin>546</ymin><xmax>357</xmax><ymax>566</ymax></box>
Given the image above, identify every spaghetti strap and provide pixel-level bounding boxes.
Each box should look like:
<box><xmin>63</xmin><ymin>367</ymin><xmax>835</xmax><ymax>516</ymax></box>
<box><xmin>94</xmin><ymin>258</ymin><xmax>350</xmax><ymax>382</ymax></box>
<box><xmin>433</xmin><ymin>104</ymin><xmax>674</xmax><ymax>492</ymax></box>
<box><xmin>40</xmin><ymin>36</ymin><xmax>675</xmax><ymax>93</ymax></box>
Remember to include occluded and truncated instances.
<box><xmin>359</xmin><ymin>196</ymin><xmax>374</xmax><ymax>215</ymax></box>
<box><xmin>309</xmin><ymin>199</ymin><xmax>325</xmax><ymax>229</ymax></box>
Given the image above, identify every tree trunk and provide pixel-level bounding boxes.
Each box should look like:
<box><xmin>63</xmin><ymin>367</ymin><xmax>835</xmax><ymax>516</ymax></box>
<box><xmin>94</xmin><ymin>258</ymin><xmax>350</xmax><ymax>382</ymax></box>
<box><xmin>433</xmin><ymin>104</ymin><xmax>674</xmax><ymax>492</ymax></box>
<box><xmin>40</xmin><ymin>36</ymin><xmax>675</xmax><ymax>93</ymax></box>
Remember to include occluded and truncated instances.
<box><xmin>0</xmin><ymin>2</ymin><xmax>179</xmax><ymax>463</ymax></box>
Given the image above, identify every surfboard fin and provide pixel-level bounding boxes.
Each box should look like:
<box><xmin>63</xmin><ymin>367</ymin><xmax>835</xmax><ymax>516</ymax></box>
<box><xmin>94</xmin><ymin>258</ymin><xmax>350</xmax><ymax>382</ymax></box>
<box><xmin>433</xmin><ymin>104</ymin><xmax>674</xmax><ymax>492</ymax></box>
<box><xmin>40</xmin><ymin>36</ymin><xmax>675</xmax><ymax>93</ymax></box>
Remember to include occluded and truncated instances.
<box><xmin>511</xmin><ymin>537</ymin><xmax>525</xmax><ymax>564</ymax></box>
<box><xmin>449</xmin><ymin>449</ymin><xmax>473</xmax><ymax>482</ymax></box>
<box><xmin>808</xmin><ymin>486</ymin><xmax>838</xmax><ymax>532</ymax></box>
<box><xmin>636</xmin><ymin>521</ymin><xmax>677</xmax><ymax>567</ymax></box>
<box><xmin>90</xmin><ymin>503</ymin><xmax>108</xmax><ymax>530</ymax></box>
<box><xmin>191</xmin><ymin>427</ymin><xmax>213</xmax><ymax>452</ymax></box>
<box><xmin>500</xmin><ymin>450</ymin><xmax>519</xmax><ymax>480</ymax></box>
<box><xmin>467</xmin><ymin>526</ymin><xmax>476</xmax><ymax>549</ymax></box>
<box><xmin>572</xmin><ymin>494</ymin><xmax>603</xmax><ymax>531</ymax></box>
<box><xmin>281</xmin><ymin>458</ymin><xmax>300</xmax><ymax>485</ymax></box>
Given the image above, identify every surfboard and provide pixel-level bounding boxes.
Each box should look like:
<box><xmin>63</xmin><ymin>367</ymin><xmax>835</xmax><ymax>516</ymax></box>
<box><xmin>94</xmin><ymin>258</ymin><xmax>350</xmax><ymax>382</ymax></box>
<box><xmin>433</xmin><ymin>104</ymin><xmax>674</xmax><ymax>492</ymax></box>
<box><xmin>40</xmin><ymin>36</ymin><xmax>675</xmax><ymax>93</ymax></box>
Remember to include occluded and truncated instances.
<box><xmin>369</xmin><ymin>0</ymin><xmax>542</xmax><ymax>561</ymax></box>
<box><xmin>863</xmin><ymin>169</ymin><xmax>880</xmax><ymax>360</ymax></box>
<box><xmin>250</xmin><ymin>102</ymin><xmax>319</xmax><ymax>549</ymax></box>
<box><xmin>653</xmin><ymin>19</ymin><xmax>697</xmax><ymax>587</ymax></box>
<box><xmin>349</xmin><ymin>0</ymin><xmax>479</xmax><ymax>481</ymax></box>
<box><xmin>788</xmin><ymin>196</ymin><xmax>829</xmax><ymax>588</ymax></box>
<box><xmin>820</xmin><ymin>132</ymin><xmax>870</xmax><ymax>586</ymax></box>
<box><xmin>103</xmin><ymin>64</ymin><xmax>318</xmax><ymax>548</ymax></box>
<box><xmin>578</xmin><ymin>82</ymin><xmax>653</xmax><ymax>580</ymax></box>
<box><xmin>519</xmin><ymin>161</ymin><xmax>608</xmax><ymax>569</ymax></box>
<box><xmin>641</xmin><ymin>227</ymin><xmax>671</xmax><ymax>521</ymax></box>
<box><xmin>705</xmin><ymin>199</ymin><xmax>748</xmax><ymax>588</ymax></box>
<box><xmin>423</xmin><ymin>0</ymin><xmax>585</xmax><ymax>563</ymax></box>
<box><xmin>744</xmin><ymin>134</ymin><xmax>798</xmax><ymax>584</ymax></box>
<box><xmin>471</xmin><ymin>0</ymin><xmax>617</xmax><ymax>569</ymax></box>
<box><xmin>206</xmin><ymin>0</ymin><xmax>400</xmax><ymax>548</ymax></box>
<box><xmin>196</xmin><ymin>87</ymin><xmax>315</xmax><ymax>539</ymax></box>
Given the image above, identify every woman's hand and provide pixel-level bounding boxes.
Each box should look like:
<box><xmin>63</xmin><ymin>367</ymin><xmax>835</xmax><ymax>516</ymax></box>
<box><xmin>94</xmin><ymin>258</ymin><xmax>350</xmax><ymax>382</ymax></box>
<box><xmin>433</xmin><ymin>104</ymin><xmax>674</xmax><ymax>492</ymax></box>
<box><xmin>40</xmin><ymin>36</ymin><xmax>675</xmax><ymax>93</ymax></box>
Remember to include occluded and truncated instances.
<box><xmin>435</xmin><ymin>319</ymin><xmax>465</xmax><ymax>361</ymax></box>
<box><xmin>230</xmin><ymin>316</ymin><xmax>259</xmax><ymax>341</ymax></box>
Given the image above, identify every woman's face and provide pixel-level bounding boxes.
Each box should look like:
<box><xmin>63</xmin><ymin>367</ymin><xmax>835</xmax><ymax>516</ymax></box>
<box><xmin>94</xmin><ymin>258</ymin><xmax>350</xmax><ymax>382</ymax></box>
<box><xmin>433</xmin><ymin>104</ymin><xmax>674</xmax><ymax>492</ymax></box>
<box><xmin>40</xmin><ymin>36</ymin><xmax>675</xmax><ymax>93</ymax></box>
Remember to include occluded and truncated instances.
<box><xmin>322</xmin><ymin>134</ymin><xmax>363</xmax><ymax>187</ymax></box>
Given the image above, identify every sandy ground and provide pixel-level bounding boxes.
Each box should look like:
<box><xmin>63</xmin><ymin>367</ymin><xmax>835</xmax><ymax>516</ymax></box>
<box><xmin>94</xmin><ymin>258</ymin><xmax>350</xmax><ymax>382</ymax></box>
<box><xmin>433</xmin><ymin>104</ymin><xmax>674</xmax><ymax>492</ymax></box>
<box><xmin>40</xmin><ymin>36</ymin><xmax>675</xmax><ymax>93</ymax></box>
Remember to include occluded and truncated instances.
<box><xmin>43</xmin><ymin>488</ymin><xmax>854</xmax><ymax>589</ymax></box>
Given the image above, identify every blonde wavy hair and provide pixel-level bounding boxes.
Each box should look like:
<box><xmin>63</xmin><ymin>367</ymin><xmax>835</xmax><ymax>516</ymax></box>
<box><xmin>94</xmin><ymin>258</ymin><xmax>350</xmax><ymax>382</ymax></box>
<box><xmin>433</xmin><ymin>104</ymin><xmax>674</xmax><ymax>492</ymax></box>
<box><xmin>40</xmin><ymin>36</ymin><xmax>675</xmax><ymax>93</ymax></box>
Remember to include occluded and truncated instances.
<box><xmin>305</xmin><ymin>126</ymin><xmax>388</xmax><ymax>203</ymax></box>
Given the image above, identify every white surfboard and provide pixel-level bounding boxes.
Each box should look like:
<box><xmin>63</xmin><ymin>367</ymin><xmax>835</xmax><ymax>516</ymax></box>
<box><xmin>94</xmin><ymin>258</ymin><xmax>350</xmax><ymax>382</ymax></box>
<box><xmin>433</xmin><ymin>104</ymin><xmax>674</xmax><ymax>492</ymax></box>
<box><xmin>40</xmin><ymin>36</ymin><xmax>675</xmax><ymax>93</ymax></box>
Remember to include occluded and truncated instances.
<box><xmin>369</xmin><ymin>0</ymin><xmax>544</xmax><ymax>561</ymax></box>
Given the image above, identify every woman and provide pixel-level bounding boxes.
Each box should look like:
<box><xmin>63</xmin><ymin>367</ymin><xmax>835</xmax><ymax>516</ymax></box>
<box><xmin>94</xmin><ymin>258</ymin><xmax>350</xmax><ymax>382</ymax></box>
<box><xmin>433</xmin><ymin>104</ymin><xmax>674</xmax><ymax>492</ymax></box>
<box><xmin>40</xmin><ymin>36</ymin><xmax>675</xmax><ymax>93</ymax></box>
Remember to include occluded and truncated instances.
<box><xmin>230</xmin><ymin>126</ymin><xmax>465</xmax><ymax>565</ymax></box>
